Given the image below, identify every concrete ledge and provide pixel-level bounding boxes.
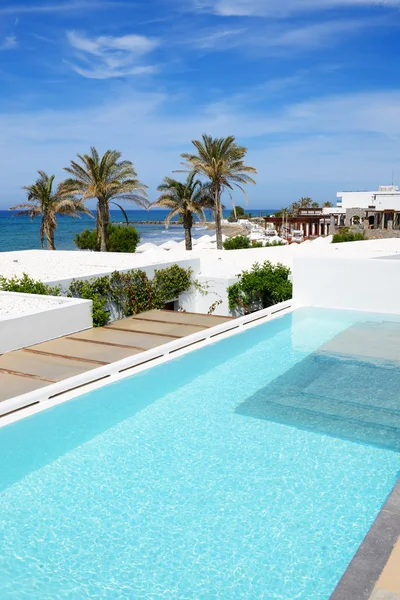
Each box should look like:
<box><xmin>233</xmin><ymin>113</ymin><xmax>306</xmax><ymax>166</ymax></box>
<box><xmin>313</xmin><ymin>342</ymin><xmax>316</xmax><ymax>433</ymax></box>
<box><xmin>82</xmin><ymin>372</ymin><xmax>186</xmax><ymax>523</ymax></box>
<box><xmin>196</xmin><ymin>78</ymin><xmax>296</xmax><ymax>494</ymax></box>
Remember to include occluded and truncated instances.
<box><xmin>330</xmin><ymin>480</ymin><xmax>400</xmax><ymax>600</ymax></box>
<box><xmin>0</xmin><ymin>291</ymin><xmax>92</xmax><ymax>353</ymax></box>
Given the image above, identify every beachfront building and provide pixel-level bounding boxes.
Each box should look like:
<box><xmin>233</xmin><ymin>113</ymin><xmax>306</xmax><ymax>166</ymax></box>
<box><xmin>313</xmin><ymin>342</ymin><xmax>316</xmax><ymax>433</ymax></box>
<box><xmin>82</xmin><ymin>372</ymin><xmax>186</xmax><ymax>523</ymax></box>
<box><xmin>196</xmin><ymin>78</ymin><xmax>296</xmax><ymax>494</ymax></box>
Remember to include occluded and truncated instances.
<box><xmin>336</xmin><ymin>185</ymin><xmax>400</xmax><ymax>230</ymax></box>
<box><xmin>263</xmin><ymin>208</ymin><xmax>339</xmax><ymax>238</ymax></box>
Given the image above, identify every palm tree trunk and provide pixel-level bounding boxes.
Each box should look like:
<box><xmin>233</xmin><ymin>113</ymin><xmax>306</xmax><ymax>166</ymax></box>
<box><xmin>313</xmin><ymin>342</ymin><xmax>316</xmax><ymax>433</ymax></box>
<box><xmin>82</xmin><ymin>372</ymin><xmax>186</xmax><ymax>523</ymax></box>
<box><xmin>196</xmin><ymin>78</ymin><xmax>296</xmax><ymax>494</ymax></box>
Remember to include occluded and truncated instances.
<box><xmin>184</xmin><ymin>226</ymin><xmax>192</xmax><ymax>251</ymax></box>
<box><xmin>97</xmin><ymin>199</ymin><xmax>109</xmax><ymax>252</ymax></box>
<box><xmin>183</xmin><ymin>212</ymin><xmax>193</xmax><ymax>251</ymax></box>
<box><xmin>45</xmin><ymin>223</ymin><xmax>56</xmax><ymax>250</ymax></box>
<box><xmin>214</xmin><ymin>187</ymin><xmax>223</xmax><ymax>250</ymax></box>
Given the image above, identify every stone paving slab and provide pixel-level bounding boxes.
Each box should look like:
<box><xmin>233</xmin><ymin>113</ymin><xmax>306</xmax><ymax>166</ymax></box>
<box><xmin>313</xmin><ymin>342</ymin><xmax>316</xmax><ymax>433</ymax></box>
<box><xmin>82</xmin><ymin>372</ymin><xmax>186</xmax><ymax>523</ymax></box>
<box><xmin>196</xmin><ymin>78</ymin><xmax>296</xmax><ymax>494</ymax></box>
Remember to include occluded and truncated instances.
<box><xmin>68</xmin><ymin>327</ymin><xmax>173</xmax><ymax>349</ymax></box>
<box><xmin>108</xmin><ymin>318</ymin><xmax>204</xmax><ymax>338</ymax></box>
<box><xmin>0</xmin><ymin>309</ymin><xmax>233</xmax><ymax>407</ymax></box>
<box><xmin>0</xmin><ymin>373</ymin><xmax>49</xmax><ymax>402</ymax></box>
<box><xmin>370</xmin><ymin>589</ymin><xmax>400</xmax><ymax>600</ymax></box>
<box><xmin>132</xmin><ymin>309</ymin><xmax>232</xmax><ymax>328</ymax></box>
<box><xmin>0</xmin><ymin>352</ymin><xmax>96</xmax><ymax>382</ymax></box>
<box><xmin>28</xmin><ymin>338</ymin><xmax>142</xmax><ymax>364</ymax></box>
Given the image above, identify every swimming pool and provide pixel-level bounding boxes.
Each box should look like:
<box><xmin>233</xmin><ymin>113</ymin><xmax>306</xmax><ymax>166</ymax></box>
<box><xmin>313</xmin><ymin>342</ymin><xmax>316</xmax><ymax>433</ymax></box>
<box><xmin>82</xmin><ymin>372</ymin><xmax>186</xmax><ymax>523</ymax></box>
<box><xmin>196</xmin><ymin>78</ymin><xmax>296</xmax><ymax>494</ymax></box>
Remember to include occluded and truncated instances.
<box><xmin>0</xmin><ymin>307</ymin><xmax>399</xmax><ymax>599</ymax></box>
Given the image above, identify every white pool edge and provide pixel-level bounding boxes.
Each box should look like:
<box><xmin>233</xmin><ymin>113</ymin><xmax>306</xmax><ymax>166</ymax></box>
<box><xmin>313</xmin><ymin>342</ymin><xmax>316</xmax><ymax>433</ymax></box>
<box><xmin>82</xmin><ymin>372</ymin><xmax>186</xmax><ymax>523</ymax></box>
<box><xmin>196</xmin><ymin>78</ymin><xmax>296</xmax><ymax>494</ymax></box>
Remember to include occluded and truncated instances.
<box><xmin>0</xmin><ymin>300</ymin><xmax>299</xmax><ymax>428</ymax></box>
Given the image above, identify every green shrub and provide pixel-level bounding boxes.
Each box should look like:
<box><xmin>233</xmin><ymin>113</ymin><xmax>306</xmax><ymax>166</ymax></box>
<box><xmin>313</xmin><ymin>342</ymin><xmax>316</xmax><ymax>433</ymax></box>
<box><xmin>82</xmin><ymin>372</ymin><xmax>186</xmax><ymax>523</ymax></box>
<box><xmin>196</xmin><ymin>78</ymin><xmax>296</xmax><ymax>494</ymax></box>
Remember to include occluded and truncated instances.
<box><xmin>68</xmin><ymin>265</ymin><xmax>194</xmax><ymax>327</ymax></box>
<box><xmin>264</xmin><ymin>240</ymin><xmax>286</xmax><ymax>247</ymax></box>
<box><xmin>68</xmin><ymin>278</ymin><xmax>110</xmax><ymax>327</ymax></box>
<box><xmin>0</xmin><ymin>273</ymin><xmax>60</xmax><ymax>296</ymax></box>
<box><xmin>153</xmin><ymin>265</ymin><xmax>193</xmax><ymax>305</ymax></box>
<box><xmin>74</xmin><ymin>224</ymin><xmax>140</xmax><ymax>253</ymax></box>
<box><xmin>74</xmin><ymin>228</ymin><xmax>97</xmax><ymax>250</ymax></box>
<box><xmin>223</xmin><ymin>235</ymin><xmax>251</xmax><ymax>250</ymax></box>
<box><xmin>227</xmin><ymin>261</ymin><xmax>292</xmax><ymax>315</ymax></box>
<box><xmin>228</xmin><ymin>206</ymin><xmax>253</xmax><ymax>222</ymax></box>
<box><xmin>332</xmin><ymin>232</ymin><xmax>367</xmax><ymax>243</ymax></box>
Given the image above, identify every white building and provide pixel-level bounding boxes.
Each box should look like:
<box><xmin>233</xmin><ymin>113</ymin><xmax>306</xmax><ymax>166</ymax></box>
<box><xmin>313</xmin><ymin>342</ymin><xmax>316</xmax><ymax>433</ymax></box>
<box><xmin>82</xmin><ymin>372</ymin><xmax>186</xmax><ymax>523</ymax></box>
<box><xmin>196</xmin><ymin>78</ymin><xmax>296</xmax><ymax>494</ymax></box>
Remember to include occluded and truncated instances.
<box><xmin>337</xmin><ymin>185</ymin><xmax>400</xmax><ymax>210</ymax></box>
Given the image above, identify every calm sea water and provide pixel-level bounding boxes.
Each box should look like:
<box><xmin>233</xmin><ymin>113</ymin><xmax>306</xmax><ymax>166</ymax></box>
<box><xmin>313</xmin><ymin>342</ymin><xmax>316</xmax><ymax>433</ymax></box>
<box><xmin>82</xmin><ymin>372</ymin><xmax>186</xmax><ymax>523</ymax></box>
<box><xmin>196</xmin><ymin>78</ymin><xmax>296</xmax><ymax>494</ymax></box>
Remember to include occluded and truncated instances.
<box><xmin>0</xmin><ymin>209</ymin><xmax>276</xmax><ymax>252</ymax></box>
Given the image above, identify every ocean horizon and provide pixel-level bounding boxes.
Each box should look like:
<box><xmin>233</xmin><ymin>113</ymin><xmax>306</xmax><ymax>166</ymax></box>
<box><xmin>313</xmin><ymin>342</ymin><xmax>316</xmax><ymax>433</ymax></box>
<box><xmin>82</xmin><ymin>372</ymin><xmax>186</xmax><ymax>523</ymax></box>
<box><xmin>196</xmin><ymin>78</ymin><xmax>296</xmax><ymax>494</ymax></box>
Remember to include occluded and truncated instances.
<box><xmin>0</xmin><ymin>208</ymin><xmax>279</xmax><ymax>252</ymax></box>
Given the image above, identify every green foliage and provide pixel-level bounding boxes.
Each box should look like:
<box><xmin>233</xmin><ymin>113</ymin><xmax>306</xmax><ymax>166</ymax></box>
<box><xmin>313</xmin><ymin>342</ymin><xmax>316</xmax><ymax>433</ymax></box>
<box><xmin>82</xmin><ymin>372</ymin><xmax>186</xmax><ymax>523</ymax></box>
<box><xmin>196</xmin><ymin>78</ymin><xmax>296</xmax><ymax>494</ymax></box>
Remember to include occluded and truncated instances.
<box><xmin>68</xmin><ymin>265</ymin><xmax>194</xmax><ymax>327</ymax></box>
<box><xmin>74</xmin><ymin>228</ymin><xmax>98</xmax><ymax>250</ymax></box>
<box><xmin>228</xmin><ymin>206</ymin><xmax>253</xmax><ymax>221</ymax></box>
<box><xmin>264</xmin><ymin>240</ymin><xmax>286</xmax><ymax>247</ymax></box>
<box><xmin>0</xmin><ymin>273</ymin><xmax>60</xmax><ymax>296</ymax></box>
<box><xmin>68</xmin><ymin>278</ymin><xmax>110</xmax><ymax>327</ymax></box>
<box><xmin>227</xmin><ymin>261</ymin><xmax>292</xmax><ymax>315</ymax></box>
<box><xmin>223</xmin><ymin>235</ymin><xmax>251</xmax><ymax>250</ymax></box>
<box><xmin>153</xmin><ymin>265</ymin><xmax>193</xmax><ymax>305</ymax></box>
<box><xmin>252</xmin><ymin>240</ymin><xmax>286</xmax><ymax>248</ymax></box>
<box><xmin>74</xmin><ymin>224</ymin><xmax>140</xmax><ymax>253</ymax></box>
<box><xmin>332</xmin><ymin>232</ymin><xmax>367</xmax><ymax>243</ymax></box>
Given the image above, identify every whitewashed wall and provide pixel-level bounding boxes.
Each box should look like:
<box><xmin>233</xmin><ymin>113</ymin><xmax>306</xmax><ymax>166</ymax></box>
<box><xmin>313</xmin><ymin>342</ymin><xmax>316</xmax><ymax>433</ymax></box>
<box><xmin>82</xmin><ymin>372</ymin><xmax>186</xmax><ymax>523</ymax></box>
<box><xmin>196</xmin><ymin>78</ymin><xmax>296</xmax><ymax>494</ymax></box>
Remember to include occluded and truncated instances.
<box><xmin>0</xmin><ymin>292</ymin><xmax>92</xmax><ymax>353</ymax></box>
<box><xmin>179</xmin><ymin>275</ymin><xmax>238</xmax><ymax>316</ymax></box>
<box><xmin>293</xmin><ymin>255</ymin><xmax>400</xmax><ymax>314</ymax></box>
<box><xmin>46</xmin><ymin>258</ymin><xmax>201</xmax><ymax>291</ymax></box>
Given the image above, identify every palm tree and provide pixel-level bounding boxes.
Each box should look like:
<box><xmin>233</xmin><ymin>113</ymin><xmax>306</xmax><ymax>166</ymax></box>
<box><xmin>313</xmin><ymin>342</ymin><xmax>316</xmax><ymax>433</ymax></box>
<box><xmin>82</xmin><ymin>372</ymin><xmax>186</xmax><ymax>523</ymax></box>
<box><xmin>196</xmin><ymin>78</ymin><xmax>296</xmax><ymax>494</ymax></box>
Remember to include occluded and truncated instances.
<box><xmin>10</xmin><ymin>171</ymin><xmax>92</xmax><ymax>250</ymax></box>
<box><xmin>151</xmin><ymin>173</ymin><xmax>210</xmax><ymax>250</ymax></box>
<box><xmin>323</xmin><ymin>201</ymin><xmax>333</xmax><ymax>208</ymax></box>
<box><xmin>299</xmin><ymin>197</ymin><xmax>312</xmax><ymax>208</ymax></box>
<box><xmin>181</xmin><ymin>134</ymin><xmax>257</xmax><ymax>250</ymax></box>
<box><xmin>311</xmin><ymin>201</ymin><xmax>320</xmax><ymax>209</ymax></box>
<box><xmin>62</xmin><ymin>147</ymin><xmax>148</xmax><ymax>252</ymax></box>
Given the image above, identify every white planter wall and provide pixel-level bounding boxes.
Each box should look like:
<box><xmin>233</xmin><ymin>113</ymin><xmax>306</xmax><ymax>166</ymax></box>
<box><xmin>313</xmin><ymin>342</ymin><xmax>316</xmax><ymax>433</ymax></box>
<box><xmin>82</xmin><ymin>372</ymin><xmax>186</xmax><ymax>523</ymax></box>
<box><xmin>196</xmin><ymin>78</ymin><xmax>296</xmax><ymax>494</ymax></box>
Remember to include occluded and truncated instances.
<box><xmin>0</xmin><ymin>292</ymin><xmax>92</xmax><ymax>353</ymax></box>
<box><xmin>179</xmin><ymin>275</ymin><xmax>238</xmax><ymax>316</ymax></box>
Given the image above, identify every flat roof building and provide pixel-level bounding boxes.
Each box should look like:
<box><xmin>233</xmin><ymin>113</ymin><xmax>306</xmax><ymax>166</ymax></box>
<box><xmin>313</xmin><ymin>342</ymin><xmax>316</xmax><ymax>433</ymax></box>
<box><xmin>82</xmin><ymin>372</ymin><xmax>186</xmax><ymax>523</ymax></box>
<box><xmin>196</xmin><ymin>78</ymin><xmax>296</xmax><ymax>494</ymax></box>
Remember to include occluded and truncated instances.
<box><xmin>337</xmin><ymin>185</ymin><xmax>400</xmax><ymax>210</ymax></box>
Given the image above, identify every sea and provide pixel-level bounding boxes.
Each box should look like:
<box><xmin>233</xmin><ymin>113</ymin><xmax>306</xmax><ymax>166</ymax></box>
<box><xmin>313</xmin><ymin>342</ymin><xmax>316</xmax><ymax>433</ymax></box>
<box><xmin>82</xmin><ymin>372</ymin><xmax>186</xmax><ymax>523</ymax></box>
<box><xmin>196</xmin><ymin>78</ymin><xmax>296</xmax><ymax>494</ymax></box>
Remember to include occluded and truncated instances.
<box><xmin>0</xmin><ymin>209</ymin><xmax>277</xmax><ymax>252</ymax></box>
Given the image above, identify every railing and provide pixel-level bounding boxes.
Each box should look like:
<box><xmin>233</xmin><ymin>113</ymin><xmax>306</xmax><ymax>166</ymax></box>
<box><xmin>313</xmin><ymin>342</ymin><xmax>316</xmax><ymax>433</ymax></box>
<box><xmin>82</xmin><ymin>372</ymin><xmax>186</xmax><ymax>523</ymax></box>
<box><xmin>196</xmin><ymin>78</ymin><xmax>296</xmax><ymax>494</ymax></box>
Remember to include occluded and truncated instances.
<box><xmin>0</xmin><ymin>300</ymin><xmax>295</xmax><ymax>419</ymax></box>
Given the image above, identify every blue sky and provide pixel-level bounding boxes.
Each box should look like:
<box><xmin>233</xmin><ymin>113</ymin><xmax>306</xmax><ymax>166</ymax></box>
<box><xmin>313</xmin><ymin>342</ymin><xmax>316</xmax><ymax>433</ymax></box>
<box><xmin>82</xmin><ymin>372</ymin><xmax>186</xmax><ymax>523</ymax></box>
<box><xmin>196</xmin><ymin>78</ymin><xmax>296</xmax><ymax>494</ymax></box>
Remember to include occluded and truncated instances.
<box><xmin>0</xmin><ymin>0</ymin><xmax>400</xmax><ymax>209</ymax></box>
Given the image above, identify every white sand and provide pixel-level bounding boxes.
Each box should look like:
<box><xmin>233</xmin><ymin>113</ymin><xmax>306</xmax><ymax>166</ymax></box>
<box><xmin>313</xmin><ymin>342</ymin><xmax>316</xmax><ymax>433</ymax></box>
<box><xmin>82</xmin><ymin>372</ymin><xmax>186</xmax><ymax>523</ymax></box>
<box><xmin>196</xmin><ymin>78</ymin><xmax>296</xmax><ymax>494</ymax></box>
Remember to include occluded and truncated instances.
<box><xmin>0</xmin><ymin>294</ymin><xmax>65</xmax><ymax>319</ymax></box>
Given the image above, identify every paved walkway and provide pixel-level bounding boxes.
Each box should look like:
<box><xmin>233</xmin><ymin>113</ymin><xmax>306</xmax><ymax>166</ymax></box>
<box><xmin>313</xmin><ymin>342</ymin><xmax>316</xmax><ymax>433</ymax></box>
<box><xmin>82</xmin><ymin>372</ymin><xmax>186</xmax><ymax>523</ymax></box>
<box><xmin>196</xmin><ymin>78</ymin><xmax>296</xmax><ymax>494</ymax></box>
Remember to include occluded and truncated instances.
<box><xmin>0</xmin><ymin>310</ymin><xmax>233</xmax><ymax>404</ymax></box>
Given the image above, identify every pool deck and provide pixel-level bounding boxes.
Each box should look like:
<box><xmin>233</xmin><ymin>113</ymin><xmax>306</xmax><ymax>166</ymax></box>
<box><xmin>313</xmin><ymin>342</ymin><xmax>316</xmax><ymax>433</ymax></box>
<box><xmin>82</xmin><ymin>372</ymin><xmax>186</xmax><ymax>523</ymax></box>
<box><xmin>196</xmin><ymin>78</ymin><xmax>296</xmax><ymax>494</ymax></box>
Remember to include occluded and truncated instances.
<box><xmin>0</xmin><ymin>309</ymin><xmax>233</xmax><ymax>407</ymax></box>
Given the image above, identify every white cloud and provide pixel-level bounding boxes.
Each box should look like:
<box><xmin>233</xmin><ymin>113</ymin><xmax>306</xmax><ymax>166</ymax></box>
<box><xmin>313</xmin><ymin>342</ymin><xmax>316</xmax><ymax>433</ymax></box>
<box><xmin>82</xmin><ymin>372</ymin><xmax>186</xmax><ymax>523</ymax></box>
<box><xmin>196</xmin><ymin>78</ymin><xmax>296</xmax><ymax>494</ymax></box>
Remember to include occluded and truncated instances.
<box><xmin>188</xmin><ymin>17</ymin><xmax>377</xmax><ymax>53</ymax></box>
<box><xmin>0</xmin><ymin>36</ymin><xmax>17</xmax><ymax>50</ymax></box>
<box><xmin>0</xmin><ymin>88</ymin><xmax>399</xmax><ymax>206</ymax></box>
<box><xmin>196</xmin><ymin>0</ymin><xmax>400</xmax><ymax>17</ymax></box>
<box><xmin>192</xmin><ymin>28</ymin><xmax>245</xmax><ymax>49</ymax></box>
<box><xmin>66</xmin><ymin>31</ymin><xmax>159</xmax><ymax>79</ymax></box>
<box><xmin>0</xmin><ymin>1</ymin><xmax>122</xmax><ymax>16</ymax></box>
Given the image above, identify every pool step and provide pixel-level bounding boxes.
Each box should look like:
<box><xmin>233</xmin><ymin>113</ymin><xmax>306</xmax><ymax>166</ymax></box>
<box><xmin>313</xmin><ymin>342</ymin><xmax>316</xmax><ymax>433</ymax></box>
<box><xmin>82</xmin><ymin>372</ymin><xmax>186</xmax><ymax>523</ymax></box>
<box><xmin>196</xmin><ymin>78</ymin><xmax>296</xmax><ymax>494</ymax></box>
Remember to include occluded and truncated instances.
<box><xmin>275</xmin><ymin>392</ymin><xmax>400</xmax><ymax>432</ymax></box>
<box><xmin>237</xmin><ymin>340</ymin><xmax>400</xmax><ymax>451</ymax></box>
<box><xmin>237</xmin><ymin>395</ymin><xmax>400</xmax><ymax>451</ymax></box>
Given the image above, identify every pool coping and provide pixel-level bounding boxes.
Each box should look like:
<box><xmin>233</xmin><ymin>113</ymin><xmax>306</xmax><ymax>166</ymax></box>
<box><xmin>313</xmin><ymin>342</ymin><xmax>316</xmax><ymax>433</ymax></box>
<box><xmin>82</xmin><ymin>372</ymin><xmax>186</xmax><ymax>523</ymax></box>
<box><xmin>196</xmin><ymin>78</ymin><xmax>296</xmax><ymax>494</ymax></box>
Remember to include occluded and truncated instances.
<box><xmin>0</xmin><ymin>300</ymin><xmax>297</xmax><ymax>427</ymax></box>
<box><xmin>330</xmin><ymin>479</ymin><xmax>400</xmax><ymax>600</ymax></box>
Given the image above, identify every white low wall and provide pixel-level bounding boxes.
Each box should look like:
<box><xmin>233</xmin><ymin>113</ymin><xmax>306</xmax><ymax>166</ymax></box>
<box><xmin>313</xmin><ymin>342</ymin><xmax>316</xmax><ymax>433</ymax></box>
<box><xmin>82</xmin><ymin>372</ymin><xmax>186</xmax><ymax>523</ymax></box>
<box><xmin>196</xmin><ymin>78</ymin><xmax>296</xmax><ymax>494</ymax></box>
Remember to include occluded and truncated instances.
<box><xmin>293</xmin><ymin>255</ymin><xmax>400</xmax><ymax>314</ymax></box>
<box><xmin>179</xmin><ymin>275</ymin><xmax>238</xmax><ymax>316</ymax></box>
<box><xmin>47</xmin><ymin>258</ymin><xmax>201</xmax><ymax>291</ymax></box>
<box><xmin>0</xmin><ymin>292</ymin><xmax>92</xmax><ymax>353</ymax></box>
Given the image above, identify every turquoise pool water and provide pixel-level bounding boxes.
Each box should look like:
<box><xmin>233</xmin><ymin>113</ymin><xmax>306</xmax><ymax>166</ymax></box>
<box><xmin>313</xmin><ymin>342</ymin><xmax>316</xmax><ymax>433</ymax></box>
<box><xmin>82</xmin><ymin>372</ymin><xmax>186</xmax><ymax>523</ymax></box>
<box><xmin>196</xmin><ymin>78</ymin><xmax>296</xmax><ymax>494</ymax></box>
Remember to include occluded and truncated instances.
<box><xmin>0</xmin><ymin>308</ymin><xmax>399</xmax><ymax>599</ymax></box>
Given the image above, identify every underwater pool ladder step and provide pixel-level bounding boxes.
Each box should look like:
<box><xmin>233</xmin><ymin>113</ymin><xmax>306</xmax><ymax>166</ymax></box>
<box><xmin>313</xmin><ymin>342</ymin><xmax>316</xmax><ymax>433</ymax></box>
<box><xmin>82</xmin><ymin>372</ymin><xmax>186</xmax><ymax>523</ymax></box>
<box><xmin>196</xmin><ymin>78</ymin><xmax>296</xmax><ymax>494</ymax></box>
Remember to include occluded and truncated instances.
<box><xmin>237</xmin><ymin>395</ymin><xmax>400</xmax><ymax>451</ymax></box>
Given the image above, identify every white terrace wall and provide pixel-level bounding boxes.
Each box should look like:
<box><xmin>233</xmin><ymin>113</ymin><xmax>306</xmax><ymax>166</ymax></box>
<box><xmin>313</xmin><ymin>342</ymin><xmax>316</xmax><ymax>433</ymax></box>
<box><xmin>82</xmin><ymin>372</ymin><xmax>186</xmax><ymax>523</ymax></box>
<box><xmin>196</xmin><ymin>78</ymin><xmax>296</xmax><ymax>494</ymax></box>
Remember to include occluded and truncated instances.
<box><xmin>293</xmin><ymin>255</ymin><xmax>400</xmax><ymax>314</ymax></box>
<box><xmin>179</xmin><ymin>275</ymin><xmax>237</xmax><ymax>316</ymax></box>
<box><xmin>0</xmin><ymin>292</ymin><xmax>92</xmax><ymax>353</ymax></box>
<box><xmin>45</xmin><ymin>257</ymin><xmax>201</xmax><ymax>292</ymax></box>
<box><xmin>44</xmin><ymin>257</ymin><xmax>203</xmax><ymax>321</ymax></box>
